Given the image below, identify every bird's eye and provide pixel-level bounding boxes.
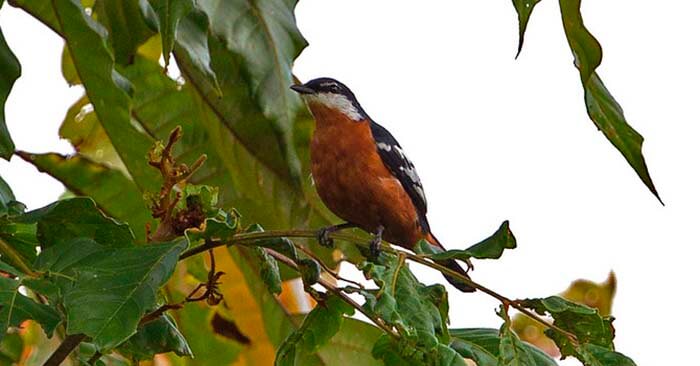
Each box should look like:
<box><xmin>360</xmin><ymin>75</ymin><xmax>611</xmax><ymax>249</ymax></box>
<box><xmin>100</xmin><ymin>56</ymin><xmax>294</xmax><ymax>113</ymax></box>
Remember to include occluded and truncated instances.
<box><xmin>330</xmin><ymin>85</ymin><xmax>340</xmax><ymax>93</ymax></box>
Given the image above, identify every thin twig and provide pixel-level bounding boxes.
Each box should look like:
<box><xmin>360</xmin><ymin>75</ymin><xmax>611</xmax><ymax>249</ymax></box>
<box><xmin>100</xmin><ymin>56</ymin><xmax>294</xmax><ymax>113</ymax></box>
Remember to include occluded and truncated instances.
<box><xmin>294</xmin><ymin>243</ymin><xmax>364</xmax><ymax>289</ymax></box>
<box><xmin>264</xmin><ymin>248</ymin><xmax>399</xmax><ymax>339</ymax></box>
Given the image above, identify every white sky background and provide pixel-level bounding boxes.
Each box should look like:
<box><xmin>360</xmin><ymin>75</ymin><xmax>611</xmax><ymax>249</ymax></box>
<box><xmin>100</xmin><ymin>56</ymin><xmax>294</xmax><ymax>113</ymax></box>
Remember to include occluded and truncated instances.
<box><xmin>1</xmin><ymin>1</ymin><xmax>699</xmax><ymax>365</ymax></box>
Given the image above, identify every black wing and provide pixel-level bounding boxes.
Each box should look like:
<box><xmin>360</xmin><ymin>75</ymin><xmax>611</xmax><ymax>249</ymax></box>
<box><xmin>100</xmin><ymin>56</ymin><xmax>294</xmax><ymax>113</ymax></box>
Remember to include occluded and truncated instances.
<box><xmin>369</xmin><ymin>121</ymin><xmax>430</xmax><ymax>232</ymax></box>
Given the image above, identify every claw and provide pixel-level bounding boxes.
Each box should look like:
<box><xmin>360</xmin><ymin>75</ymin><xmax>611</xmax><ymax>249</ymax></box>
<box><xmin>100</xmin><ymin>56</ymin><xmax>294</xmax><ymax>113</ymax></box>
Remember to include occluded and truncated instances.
<box><xmin>464</xmin><ymin>258</ymin><xmax>475</xmax><ymax>273</ymax></box>
<box><xmin>317</xmin><ymin>227</ymin><xmax>335</xmax><ymax>248</ymax></box>
<box><xmin>316</xmin><ymin>223</ymin><xmax>355</xmax><ymax>248</ymax></box>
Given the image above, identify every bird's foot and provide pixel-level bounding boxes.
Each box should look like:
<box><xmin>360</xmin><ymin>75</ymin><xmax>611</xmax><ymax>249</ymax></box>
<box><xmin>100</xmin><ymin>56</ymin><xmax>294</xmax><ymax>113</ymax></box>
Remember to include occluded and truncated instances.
<box><xmin>369</xmin><ymin>226</ymin><xmax>384</xmax><ymax>259</ymax></box>
<box><xmin>317</xmin><ymin>227</ymin><xmax>335</xmax><ymax>248</ymax></box>
<box><xmin>316</xmin><ymin>223</ymin><xmax>355</xmax><ymax>248</ymax></box>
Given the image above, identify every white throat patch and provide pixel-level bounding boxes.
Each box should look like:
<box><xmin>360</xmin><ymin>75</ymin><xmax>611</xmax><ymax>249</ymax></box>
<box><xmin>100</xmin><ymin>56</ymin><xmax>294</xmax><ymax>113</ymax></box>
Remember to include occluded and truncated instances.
<box><xmin>306</xmin><ymin>92</ymin><xmax>363</xmax><ymax>121</ymax></box>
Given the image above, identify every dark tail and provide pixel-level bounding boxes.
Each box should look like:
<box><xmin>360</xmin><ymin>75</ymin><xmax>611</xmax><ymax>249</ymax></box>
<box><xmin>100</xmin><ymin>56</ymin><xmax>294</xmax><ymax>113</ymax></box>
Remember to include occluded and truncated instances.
<box><xmin>426</xmin><ymin>233</ymin><xmax>476</xmax><ymax>293</ymax></box>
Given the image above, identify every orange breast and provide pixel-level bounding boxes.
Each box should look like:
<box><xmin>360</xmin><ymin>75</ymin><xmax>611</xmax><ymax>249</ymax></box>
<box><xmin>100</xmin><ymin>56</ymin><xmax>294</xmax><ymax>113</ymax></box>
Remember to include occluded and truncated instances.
<box><xmin>308</xmin><ymin>102</ymin><xmax>425</xmax><ymax>248</ymax></box>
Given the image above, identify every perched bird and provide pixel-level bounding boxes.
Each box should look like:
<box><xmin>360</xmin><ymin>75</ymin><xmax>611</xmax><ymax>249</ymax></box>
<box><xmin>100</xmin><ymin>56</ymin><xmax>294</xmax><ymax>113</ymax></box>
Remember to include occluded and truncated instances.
<box><xmin>291</xmin><ymin>78</ymin><xmax>475</xmax><ymax>292</ymax></box>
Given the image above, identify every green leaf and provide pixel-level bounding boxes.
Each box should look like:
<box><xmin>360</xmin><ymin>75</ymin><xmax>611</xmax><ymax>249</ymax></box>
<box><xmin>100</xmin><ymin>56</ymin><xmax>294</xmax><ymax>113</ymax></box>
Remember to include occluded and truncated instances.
<box><xmin>253</xmin><ymin>247</ymin><xmax>282</xmax><ymax>295</ymax></box>
<box><xmin>315</xmin><ymin>318</ymin><xmax>383</xmax><ymax>366</ymax></box>
<box><xmin>519</xmin><ymin>296</ymin><xmax>613</xmax><ymax>348</ymax></box>
<box><xmin>359</xmin><ymin>254</ymin><xmax>451</xmax><ymax>345</ymax></box>
<box><xmin>519</xmin><ymin>296</ymin><xmax>636</xmax><ymax>365</ymax></box>
<box><xmin>176</xmin><ymin>0</ymin><xmax>308</xmax><ymax>183</ymax></box>
<box><xmin>297</xmin><ymin>259</ymin><xmax>320</xmax><ymax>287</ymax></box>
<box><xmin>93</xmin><ymin>0</ymin><xmax>155</xmax><ymax>65</ymax></box>
<box><xmin>53</xmin><ymin>0</ymin><xmax>161</xmax><ymax>193</ymax></box>
<box><xmin>450</xmin><ymin>328</ymin><xmax>556</xmax><ymax>366</ymax></box>
<box><xmin>275</xmin><ymin>295</ymin><xmax>354</xmax><ymax>366</ymax></box>
<box><xmin>559</xmin><ymin>0</ymin><xmax>660</xmax><ymax>202</ymax></box>
<box><xmin>148</xmin><ymin>0</ymin><xmax>194</xmax><ymax>67</ymax></box>
<box><xmin>418</xmin><ymin>221</ymin><xmax>516</xmax><ymax>262</ymax></box>
<box><xmin>174</xmin><ymin>7</ymin><xmax>220</xmax><ymax>93</ymax></box>
<box><xmin>511</xmin><ymin>0</ymin><xmax>541</xmax><ymax>57</ymax></box>
<box><xmin>51</xmin><ymin>238</ymin><xmax>186</xmax><ymax>351</ymax></box>
<box><xmin>17</xmin><ymin>152</ymin><xmax>152</xmax><ymax>241</ymax></box>
<box><xmin>372</xmin><ymin>334</ymin><xmax>468</xmax><ymax>366</ymax></box>
<box><xmin>0</xmin><ymin>276</ymin><xmax>61</xmax><ymax>339</ymax></box>
<box><xmin>577</xmin><ymin>344</ymin><xmax>636</xmax><ymax>366</ymax></box>
<box><xmin>0</xmin><ymin>6</ymin><xmax>20</xmax><ymax>160</ymax></box>
<box><xmin>8</xmin><ymin>0</ymin><xmax>60</xmax><ymax>33</ymax></box>
<box><xmin>0</xmin><ymin>175</ymin><xmax>14</xmax><ymax>214</ymax></box>
<box><xmin>118</xmin><ymin>314</ymin><xmax>193</xmax><ymax>360</ymax></box>
<box><xmin>19</xmin><ymin>197</ymin><xmax>134</xmax><ymax>248</ymax></box>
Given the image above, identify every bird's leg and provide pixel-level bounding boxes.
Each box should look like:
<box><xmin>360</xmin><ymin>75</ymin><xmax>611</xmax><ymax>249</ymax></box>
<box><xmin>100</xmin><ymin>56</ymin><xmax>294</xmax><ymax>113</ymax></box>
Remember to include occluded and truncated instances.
<box><xmin>316</xmin><ymin>222</ymin><xmax>356</xmax><ymax>248</ymax></box>
<box><xmin>369</xmin><ymin>226</ymin><xmax>385</xmax><ymax>259</ymax></box>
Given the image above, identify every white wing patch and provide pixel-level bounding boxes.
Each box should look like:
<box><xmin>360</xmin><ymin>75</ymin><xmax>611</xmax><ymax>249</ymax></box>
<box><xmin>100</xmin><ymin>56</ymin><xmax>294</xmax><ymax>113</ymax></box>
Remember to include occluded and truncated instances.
<box><xmin>376</xmin><ymin>142</ymin><xmax>392</xmax><ymax>151</ymax></box>
<box><xmin>306</xmin><ymin>92</ymin><xmax>363</xmax><ymax>121</ymax></box>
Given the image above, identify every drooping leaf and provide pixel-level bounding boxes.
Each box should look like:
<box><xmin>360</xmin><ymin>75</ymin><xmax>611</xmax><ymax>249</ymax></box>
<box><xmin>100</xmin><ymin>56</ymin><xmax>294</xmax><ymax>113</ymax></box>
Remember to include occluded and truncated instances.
<box><xmin>18</xmin><ymin>197</ymin><xmax>134</xmax><ymax>248</ymax></box>
<box><xmin>418</xmin><ymin>221</ymin><xmax>516</xmax><ymax>262</ymax></box>
<box><xmin>174</xmin><ymin>7</ymin><xmax>220</xmax><ymax>93</ymax></box>
<box><xmin>118</xmin><ymin>314</ymin><xmax>193</xmax><ymax>360</ymax></box>
<box><xmin>93</xmin><ymin>0</ymin><xmax>155</xmax><ymax>65</ymax></box>
<box><xmin>297</xmin><ymin>258</ymin><xmax>320</xmax><ymax>287</ymax></box>
<box><xmin>42</xmin><ymin>238</ymin><xmax>186</xmax><ymax>351</ymax></box>
<box><xmin>53</xmin><ymin>0</ymin><xmax>161</xmax><ymax>193</ymax></box>
<box><xmin>275</xmin><ymin>295</ymin><xmax>354</xmax><ymax>366</ymax></box>
<box><xmin>511</xmin><ymin>0</ymin><xmax>541</xmax><ymax>57</ymax></box>
<box><xmin>0</xmin><ymin>5</ymin><xmax>20</xmax><ymax>160</ymax></box>
<box><xmin>16</xmin><ymin>152</ymin><xmax>152</xmax><ymax>241</ymax></box>
<box><xmin>148</xmin><ymin>0</ymin><xmax>194</xmax><ymax>67</ymax></box>
<box><xmin>559</xmin><ymin>0</ymin><xmax>660</xmax><ymax>202</ymax></box>
<box><xmin>0</xmin><ymin>276</ymin><xmax>61</xmax><ymax>340</ymax></box>
<box><xmin>176</xmin><ymin>0</ymin><xmax>309</xmax><ymax>183</ymax></box>
<box><xmin>254</xmin><ymin>247</ymin><xmax>282</xmax><ymax>295</ymax></box>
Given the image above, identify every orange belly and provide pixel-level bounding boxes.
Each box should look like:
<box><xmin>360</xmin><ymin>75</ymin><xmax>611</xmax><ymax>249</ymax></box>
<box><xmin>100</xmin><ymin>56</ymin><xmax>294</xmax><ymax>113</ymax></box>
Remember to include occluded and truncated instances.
<box><xmin>309</xmin><ymin>104</ymin><xmax>424</xmax><ymax>248</ymax></box>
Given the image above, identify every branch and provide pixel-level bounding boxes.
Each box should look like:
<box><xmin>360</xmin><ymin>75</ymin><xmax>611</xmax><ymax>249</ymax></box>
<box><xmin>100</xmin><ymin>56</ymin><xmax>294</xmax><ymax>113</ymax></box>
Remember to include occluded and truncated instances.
<box><xmin>43</xmin><ymin>334</ymin><xmax>86</xmax><ymax>366</ymax></box>
<box><xmin>178</xmin><ymin>228</ymin><xmax>578</xmax><ymax>344</ymax></box>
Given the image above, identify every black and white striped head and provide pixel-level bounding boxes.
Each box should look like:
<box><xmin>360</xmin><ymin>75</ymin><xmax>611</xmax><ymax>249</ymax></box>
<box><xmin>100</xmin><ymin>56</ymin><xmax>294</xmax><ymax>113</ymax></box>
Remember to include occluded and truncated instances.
<box><xmin>291</xmin><ymin>78</ymin><xmax>368</xmax><ymax>121</ymax></box>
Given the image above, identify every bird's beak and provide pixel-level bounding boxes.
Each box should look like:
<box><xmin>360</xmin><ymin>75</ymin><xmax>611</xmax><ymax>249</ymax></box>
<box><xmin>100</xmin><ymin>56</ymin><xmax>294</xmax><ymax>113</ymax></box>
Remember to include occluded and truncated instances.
<box><xmin>290</xmin><ymin>84</ymin><xmax>315</xmax><ymax>94</ymax></box>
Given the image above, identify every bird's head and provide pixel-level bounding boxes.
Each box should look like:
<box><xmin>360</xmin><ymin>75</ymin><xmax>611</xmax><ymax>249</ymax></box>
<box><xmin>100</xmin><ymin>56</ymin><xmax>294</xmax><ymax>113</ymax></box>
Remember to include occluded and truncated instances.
<box><xmin>291</xmin><ymin>78</ymin><xmax>367</xmax><ymax>121</ymax></box>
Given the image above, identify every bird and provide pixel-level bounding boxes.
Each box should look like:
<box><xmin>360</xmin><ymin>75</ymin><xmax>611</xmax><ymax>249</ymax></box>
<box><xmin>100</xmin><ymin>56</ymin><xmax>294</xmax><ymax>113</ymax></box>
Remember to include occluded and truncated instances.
<box><xmin>290</xmin><ymin>77</ymin><xmax>475</xmax><ymax>292</ymax></box>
